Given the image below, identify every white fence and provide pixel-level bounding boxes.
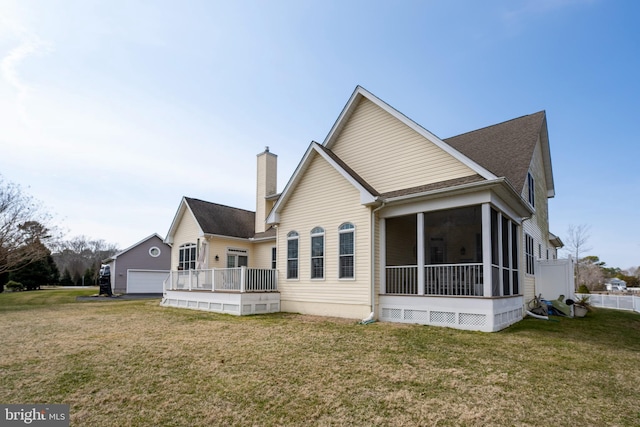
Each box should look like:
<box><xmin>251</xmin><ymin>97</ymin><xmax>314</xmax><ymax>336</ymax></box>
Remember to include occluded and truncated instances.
<box><xmin>165</xmin><ymin>267</ymin><xmax>277</xmax><ymax>292</ymax></box>
<box><xmin>576</xmin><ymin>293</ymin><xmax>640</xmax><ymax>313</ymax></box>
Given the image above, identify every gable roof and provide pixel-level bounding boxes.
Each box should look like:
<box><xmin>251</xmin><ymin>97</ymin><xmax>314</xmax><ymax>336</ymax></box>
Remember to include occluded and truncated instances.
<box><xmin>186</xmin><ymin>197</ymin><xmax>255</xmax><ymax>238</ymax></box>
<box><xmin>103</xmin><ymin>233</ymin><xmax>166</xmax><ymax>262</ymax></box>
<box><xmin>323</xmin><ymin>86</ymin><xmax>498</xmax><ymax>181</ymax></box>
<box><xmin>444</xmin><ymin>111</ymin><xmax>554</xmax><ymax>196</ymax></box>
<box><xmin>165</xmin><ymin>197</ymin><xmax>257</xmax><ymax>244</ymax></box>
<box><xmin>266</xmin><ymin>142</ymin><xmax>381</xmax><ymax>224</ymax></box>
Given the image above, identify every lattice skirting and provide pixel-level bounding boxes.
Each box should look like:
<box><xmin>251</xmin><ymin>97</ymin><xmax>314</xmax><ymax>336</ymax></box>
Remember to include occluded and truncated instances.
<box><xmin>380</xmin><ymin>305</ymin><xmax>523</xmax><ymax>332</ymax></box>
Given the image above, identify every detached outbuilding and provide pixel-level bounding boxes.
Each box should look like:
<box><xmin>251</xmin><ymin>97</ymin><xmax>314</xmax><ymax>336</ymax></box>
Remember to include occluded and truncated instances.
<box><xmin>103</xmin><ymin>233</ymin><xmax>171</xmax><ymax>294</ymax></box>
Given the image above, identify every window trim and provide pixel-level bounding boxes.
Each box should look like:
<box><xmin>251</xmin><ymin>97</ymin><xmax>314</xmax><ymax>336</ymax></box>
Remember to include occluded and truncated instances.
<box><xmin>287</xmin><ymin>231</ymin><xmax>299</xmax><ymax>280</ymax></box>
<box><xmin>525</xmin><ymin>234</ymin><xmax>535</xmax><ymax>276</ymax></box>
<box><xmin>310</xmin><ymin>227</ymin><xmax>325</xmax><ymax>280</ymax></box>
<box><xmin>338</xmin><ymin>222</ymin><xmax>355</xmax><ymax>280</ymax></box>
<box><xmin>178</xmin><ymin>243</ymin><xmax>197</xmax><ymax>270</ymax></box>
<box><xmin>527</xmin><ymin>172</ymin><xmax>535</xmax><ymax>208</ymax></box>
<box><xmin>271</xmin><ymin>246</ymin><xmax>277</xmax><ymax>270</ymax></box>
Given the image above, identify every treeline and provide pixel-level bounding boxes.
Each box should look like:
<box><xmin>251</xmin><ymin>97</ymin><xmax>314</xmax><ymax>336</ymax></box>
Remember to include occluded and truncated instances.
<box><xmin>1</xmin><ymin>236</ymin><xmax>119</xmax><ymax>291</ymax></box>
<box><xmin>1</xmin><ymin>174</ymin><xmax>120</xmax><ymax>292</ymax></box>
<box><xmin>51</xmin><ymin>236</ymin><xmax>119</xmax><ymax>286</ymax></box>
<box><xmin>576</xmin><ymin>255</ymin><xmax>639</xmax><ymax>291</ymax></box>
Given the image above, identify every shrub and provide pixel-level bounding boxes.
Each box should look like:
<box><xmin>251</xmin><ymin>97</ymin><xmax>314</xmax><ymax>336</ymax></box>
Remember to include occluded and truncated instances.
<box><xmin>577</xmin><ymin>284</ymin><xmax>590</xmax><ymax>294</ymax></box>
<box><xmin>6</xmin><ymin>281</ymin><xmax>24</xmax><ymax>292</ymax></box>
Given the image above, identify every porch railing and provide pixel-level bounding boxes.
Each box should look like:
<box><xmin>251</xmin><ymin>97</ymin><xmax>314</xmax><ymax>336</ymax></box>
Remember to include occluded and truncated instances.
<box><xmin>165</xmin><ymin>267</ymin><xmax>277</xmax><ymax>292</ymax></box>
<box><xmin>385</xmin><ymin>263</ymin><xmax>483</xmax><ymax>296</ymax></box>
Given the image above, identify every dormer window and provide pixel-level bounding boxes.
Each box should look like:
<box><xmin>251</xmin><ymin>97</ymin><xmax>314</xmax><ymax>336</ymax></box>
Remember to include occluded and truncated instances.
<box><xmin>527</xmin><ymin>172</ymin><xmax>535</xmax><ymax>208</ymax></box>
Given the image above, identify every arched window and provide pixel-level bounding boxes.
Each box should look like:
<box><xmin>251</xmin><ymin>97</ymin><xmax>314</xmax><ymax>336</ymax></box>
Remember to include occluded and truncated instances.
<box><xmin>339</xmin><ymin>223</ymin><xmax>355</xmax><ymax>278</ymax></box>
<box><xmin>311</xmin><ymin>227</ymin><xmax>324</xmax><ymax>279</ymax></box>
<box><xmin>287</xmin><ymin>231</ymin><xmax>299</xmax><ymax>279</ymax></box>
<box><xmin>178</xmin><ymin>243</ymin><xmax>197</xmax><ymax>270</ymax></box>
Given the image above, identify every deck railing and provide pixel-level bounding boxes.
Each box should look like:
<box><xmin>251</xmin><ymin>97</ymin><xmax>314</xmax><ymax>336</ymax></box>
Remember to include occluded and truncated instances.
<box><xmin>385</xmin><ymin>263</ymin><xmax>484</xmax><ymax>296</ymax></box>
<box><xmin>165</xmin><ymin>267</ymin><xmax>277</xmax><ymax>292</ymax></box>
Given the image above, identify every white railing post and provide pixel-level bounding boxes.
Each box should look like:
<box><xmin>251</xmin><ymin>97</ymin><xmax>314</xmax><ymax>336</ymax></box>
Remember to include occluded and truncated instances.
<box><xmin>417</xmin><ymin>213</ymin><xmax>425</xmax><ymax>295</ymax></box>
<box><xmin>481</xmin><ymin>203</ymin><xmax>492</xmax><ymax>298</ymax></box>
<box><xmin>240</xmin><ymin>266</ymin><xmax>246</xmax><ymax>292</ymax></box>
<box><xmin>188</xmin><ymin>270</ymin><xmax>192</xmax><ymax>291</ymax></box>
<box><xmin>212</xmin><ymin>268</ymin><xmax>216</xmax><ymax>292</ymax></box>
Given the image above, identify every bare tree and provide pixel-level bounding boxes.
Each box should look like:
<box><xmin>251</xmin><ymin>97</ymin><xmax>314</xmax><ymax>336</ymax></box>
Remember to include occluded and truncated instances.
<box><xmin>0</xmin><ymin>176</ymin><xmax>57</xmax><ymax>276</ymax></box>
<box><xmin>564</xmin><ymin>224</ymin><xmax>592</xmax><ymax>289</ymax></box>
<box><xmin>580</xmin><ymin>258</ymin><xmax>605</xmax><ymax>291</ymax></box>
<box><xmin>51</xmin><ymin>235</ymin><xmax>119</xmax><ymax>283</ymax></box>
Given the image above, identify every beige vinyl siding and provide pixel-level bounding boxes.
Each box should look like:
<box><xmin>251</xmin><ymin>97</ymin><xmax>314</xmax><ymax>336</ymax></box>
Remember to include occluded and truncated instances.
<box><xmin>522</xmin><ymin>138</ymin><xmax>552</xmax><ymax>303</ymax></box>
<box><xmin>251</xmin><ymin>240</ymin><xmax>276</xmax><ymax>269</ymax></box>
<box><xmin>171</xmin><ymin>211</ymin><xmax>201</xmax><ymax>270</ymax></box>
<box><xmin>205</xmin><ymin>238</ymin><xmax>253</xmax><ymax>268</ymax></box>
<box><xmin>331</xmin><ymin>98</ymin><xmax>476</xmax><ymax>194</ymax></box>
<box><xmin>277</xmin><ymin>153</ymin><xmax>372</xmax><ymax>314</ymax></box>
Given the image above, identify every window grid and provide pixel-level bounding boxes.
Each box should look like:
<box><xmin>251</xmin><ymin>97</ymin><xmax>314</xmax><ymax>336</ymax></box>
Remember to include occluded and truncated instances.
<box><xmin>525</xmin><ymin>234</ymin><xmax>535</xmax><ymax>275</ymax></box>
<box><xmin>527</xmin><ymin>172</ymin><xmax>535</xmax><ymax>207</ymax></box>
<box><xmin>178</xmin><ymin>243</ymin><xmax>197</xmax><ymax>270</ymax></box>
<box><xmin>311</xmin><ymin>227</ymin><xmax>324</xmax><ymax>279</ymax></box>
<box><xmin>339</xmin><ymin>223</ymin><xmax>355</xmax><ymax>279</ymax></box>
<box><xmin>287</xmin><ymin>231</ymin><xmax>299</xmax><ymax>279</ymax></box>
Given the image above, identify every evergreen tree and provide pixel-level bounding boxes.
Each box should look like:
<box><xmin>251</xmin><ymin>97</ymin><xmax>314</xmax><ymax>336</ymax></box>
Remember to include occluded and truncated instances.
<box><xmin>60</xmin><ymin>268</ymin><xmax>73</xmax><ymax>286</ymax></box>
<box><xmin>8</xmin><ymin>244</ymin><xmax>58</xmax><ymax>290</ymax></box>
<box><xmin>72</xmin><ymin>271</ymin><xmax>82</xmax><ymax>287</ymax></box>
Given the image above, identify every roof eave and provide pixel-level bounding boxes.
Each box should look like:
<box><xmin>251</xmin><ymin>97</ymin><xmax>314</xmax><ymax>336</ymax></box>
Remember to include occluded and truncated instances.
<box><xmin>382</xmin><ymin>178</ymin><xmax>534</xmax><ymax>218</ymax></box>
<box><xmin>164</xmin><ymin>198</ymin><xmax>205</xmax><ymax>244</ymax></box>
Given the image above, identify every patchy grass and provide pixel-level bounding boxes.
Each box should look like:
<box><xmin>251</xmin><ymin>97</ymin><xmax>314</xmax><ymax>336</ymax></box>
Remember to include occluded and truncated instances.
<box><xmin>0</xmin><ymin>287</ymin><xmax>97</xmax><ymax>311</ymax></box>
<box><xmin>1</xmin><ymin>290</ymin><xmax>639</xmax><ymax>426</ymax></box>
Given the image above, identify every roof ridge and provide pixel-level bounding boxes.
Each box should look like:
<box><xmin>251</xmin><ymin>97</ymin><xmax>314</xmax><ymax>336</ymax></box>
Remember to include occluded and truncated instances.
<box><xmin>445</xmin><ymin>111</ymin><xmax>545</xmax><ymax>141</ymax></box>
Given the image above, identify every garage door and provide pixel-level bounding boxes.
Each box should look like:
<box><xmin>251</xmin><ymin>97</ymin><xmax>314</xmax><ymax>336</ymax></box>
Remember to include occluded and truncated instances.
<box><xmin>127</xmin><ymin>269</ymin><xmax>170</xmax><ymax>294</ymax></box>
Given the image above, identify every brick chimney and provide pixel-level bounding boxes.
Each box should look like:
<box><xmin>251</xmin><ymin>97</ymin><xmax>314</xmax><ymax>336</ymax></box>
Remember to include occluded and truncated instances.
<box><xmin>255</xmin><ymin>146</ymin><xmax>277</xmax><ymax>233</ymax></box>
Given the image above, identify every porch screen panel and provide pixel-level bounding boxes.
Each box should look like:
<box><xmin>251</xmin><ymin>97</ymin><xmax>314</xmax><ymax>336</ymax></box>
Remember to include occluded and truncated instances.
<box><xmin>490</xmin><ymin>209</ymin><xmax>500</xmax><ymax>296</ymax></box>
<box><xmin>385</xmin><ymin>215</ymin><xmax>417</xmax><ymax>295</ymax></box>
<box><xmin>502</xmin><ymin>216</ymin><xmax>511</xmax><ymax>295</ymax></box>
<box><xmin>511</xmin><ymin>223</ymin><xmax>519</xmax><ymax>294</ymax></box>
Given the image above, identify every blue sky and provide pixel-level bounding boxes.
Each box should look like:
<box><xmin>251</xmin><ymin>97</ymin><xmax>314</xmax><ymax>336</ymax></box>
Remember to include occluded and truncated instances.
<box><xmin>1</xmin><ymin>0</ymin><xmax>638</xmax><ymax>269</ymax></box>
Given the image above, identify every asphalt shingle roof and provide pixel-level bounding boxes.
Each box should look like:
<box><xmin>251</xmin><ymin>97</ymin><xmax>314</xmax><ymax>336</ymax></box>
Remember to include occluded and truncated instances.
<box><xmin>444</xmin><ymin>111</ymin><xmax>546</xmax><ymax>193</ymax></box>
<box><xmin>184</xmin><ymin>197</ymin><xmax>256</xmax><ymax>239</ymax></box>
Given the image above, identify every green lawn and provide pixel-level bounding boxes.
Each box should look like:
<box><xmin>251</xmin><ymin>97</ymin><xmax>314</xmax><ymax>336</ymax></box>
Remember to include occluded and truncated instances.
<box><xmin>1</xmin><ymin>289</ymin><xmax>639</xmax><ymax>426</ymax></box>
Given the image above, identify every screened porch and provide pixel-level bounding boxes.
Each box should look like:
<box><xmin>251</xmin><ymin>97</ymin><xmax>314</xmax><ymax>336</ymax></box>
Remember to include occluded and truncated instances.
<box><xmin>381</xmin><ymin>204</ymin><xmax>520</xmax><ymax>299</ymax></box>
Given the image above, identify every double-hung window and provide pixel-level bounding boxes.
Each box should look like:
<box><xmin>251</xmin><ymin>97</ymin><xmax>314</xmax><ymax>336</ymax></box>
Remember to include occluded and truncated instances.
<box><xmin>525</xmin><ymin>234</ymin><xmax>535</xmax><ymax>275</ymax></box>
<box><xmin>271</xmin><ymin>247</ymin><xmax>277</xmax><ymax>269</ymax></box>
<box><xmin>287</xmin><ymin>231</ymin><xmax>299</xmax><ymax>279</ymax></box>
<box><xmin>527</xmin><ymin>172</ymin><xmax>535</xmax><ymax>208</ymax></box>
<box><xmin>311</xmin><ymin>227</ymin><xmax>324</xmax><ymax>279</ymax></box>
<box><xmin>339</xmin><ymin>223</ymin><xmax>355</xmax><ymax>278</ymax></box>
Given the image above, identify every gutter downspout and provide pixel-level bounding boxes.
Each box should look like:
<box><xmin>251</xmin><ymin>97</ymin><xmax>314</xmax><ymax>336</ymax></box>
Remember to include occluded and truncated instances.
<box><xmin>370</xmin><ymin>200</ymin><xmax>386</xmax><ymax>319</ymax></box>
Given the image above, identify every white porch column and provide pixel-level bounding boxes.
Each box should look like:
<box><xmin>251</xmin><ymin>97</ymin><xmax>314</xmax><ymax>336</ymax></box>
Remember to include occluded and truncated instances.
<box><xmin>379</xmin><ymin>218</ymin><xmax>386</xmax><ymax>294</ymax></box>
<box><xmin>240</xmin><ymin>266</ymin><xmax>246</xmax><ymax>292</ymax></box>
<box><xmin>417</xmin><ymin>212</ymin><xmax>425</xmax><ymax>295</ymax></box>
<box><xmin>482</xmin><ymin>203</ymin><xmax>492</xmax><ymax>297</ymax></box>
